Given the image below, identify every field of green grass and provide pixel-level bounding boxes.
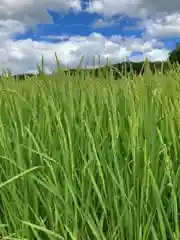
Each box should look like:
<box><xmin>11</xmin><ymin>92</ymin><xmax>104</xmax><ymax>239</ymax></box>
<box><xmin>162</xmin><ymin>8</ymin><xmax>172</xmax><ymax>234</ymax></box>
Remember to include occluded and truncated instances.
<box><xmin>0</xmin><ymin>58</ymin><xmax>180</xmax><ymax>239</ymax></box>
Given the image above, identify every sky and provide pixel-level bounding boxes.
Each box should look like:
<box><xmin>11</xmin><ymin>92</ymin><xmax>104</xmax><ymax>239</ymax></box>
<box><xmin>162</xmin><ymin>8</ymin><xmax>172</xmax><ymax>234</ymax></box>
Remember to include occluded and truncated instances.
<box><xmin>0</xmin><ymin>0</ymin><xmax>180</xmax><ymax>74</ymax></box>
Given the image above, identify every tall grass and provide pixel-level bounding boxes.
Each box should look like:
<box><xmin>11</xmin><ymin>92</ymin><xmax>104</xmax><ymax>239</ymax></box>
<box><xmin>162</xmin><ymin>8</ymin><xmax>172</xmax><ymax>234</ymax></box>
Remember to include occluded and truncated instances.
<box><xmin>0</xmin><ymin>55</ymin><xmax>180</xmax><ymax>239</ymax></box>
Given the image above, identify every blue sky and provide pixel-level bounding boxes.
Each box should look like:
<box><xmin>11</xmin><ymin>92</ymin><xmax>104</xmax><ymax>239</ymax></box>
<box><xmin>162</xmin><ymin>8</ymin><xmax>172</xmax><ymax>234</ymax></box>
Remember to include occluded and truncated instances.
<box><xmin>13</xmin><ymin>14</ymin><xmax>143</xmax><ymax>42</ymax></box>
<box><xmin>0</xmin><ymin>0</ymin><xmax>180</xmax><ymax>74</ymax></box>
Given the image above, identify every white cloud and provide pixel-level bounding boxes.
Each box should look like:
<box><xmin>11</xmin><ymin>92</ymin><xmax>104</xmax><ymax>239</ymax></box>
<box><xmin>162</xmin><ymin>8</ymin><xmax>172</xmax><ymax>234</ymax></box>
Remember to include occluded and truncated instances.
<box><xmin>0</xmin><ymin>0</ymin><xmax>81</xmax><ymax>25</ymax></box>
<box><xmin>142</xmin><ymin>13</ymin><xmax>180</xmax><ymax>38</ymax></box>
<box><xmin>129</xmin><ymin>48</ymin><xmax>170</xmax><ymax>62</ymax></box>
<box><xmin>86</xmin><ymin>0</ymin><xmax>180</xmax><ymax>18</ymax></box>
<box><xmin>0</xmin><ymin>19</ymin><xmax>26</xmax><ymax>41</ymax></box>
<box><xmin>86</xmin><ymin>0</ymin><xmax>143</xmax><ymax>18</ymax></box>
<box><xmin>145</xmin><ymin>49</ymin><xmax>170</xmax><ymax>61</ymax></box>
<box><xmin>86</xmin><ymin>0</ymin><xmax>180</xmax><ymax>41</ymax></box>
<box><xmin>111</xmin><ymin>36</ymin><xmax>164</xmax><ymax>52</ymax></box>
<box><xmin>0</xmin><ymin>32</ymin><xmax>170</xmax><ymax>75</ymax></box>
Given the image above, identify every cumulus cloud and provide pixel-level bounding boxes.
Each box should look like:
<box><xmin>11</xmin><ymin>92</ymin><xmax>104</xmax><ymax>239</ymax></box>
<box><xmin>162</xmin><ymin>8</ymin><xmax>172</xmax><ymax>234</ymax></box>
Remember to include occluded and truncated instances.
<box><xmin>86</xmin><ymin>0</ymin><xmax>180</xmax><ymax>18</ymax></box>
<box><xmin>0</xmin><ymin>0</ymin><xmax>81</xmax><ymax>26</ymax></box>
<box><xmin>0</xmin><ymin>32</ymin><xmax>170</xmax><ymax>75</ymax></box>
<box><xmin>0</xmin><ymin>19</ymin><xmax>26</xmax><ymax>40</ymax></box>
<box><xmin>142</xmin><ymin>13</ymin><xmax>180</xmax><ymax>38</ymax></box>
<box><xmin>110</xmin><ymin>35</ymin><xmax>164</xmax><ymax>51</ymax></box>
<box><xmin>86</xmin><ymin>0</ymin><xmax>180</xmax><ymax>41</ymax></box>
<box><xmin>144</xmin><ymin>48</ymin><xmax>170</xmax><ymax>61</ymax></box>
<box><xmin>86</xmin><ymin>0</ymin><xmax>144</xmax><ymax>18</ymax></box>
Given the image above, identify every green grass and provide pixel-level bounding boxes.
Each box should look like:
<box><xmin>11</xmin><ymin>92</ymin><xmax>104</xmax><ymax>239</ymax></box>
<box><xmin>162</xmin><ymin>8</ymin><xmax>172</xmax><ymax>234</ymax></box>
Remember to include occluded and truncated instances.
<box><xmin>0</xmin><ymin>56</ymin><xmax>180</xmax><ymax>239</ymax></box>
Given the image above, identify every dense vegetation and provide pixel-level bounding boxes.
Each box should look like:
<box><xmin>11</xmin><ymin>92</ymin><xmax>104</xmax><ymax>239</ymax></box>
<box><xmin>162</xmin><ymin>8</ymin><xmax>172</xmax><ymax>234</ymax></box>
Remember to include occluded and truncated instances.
<box><xmin>0</xmin><ymin>52</ymin><xmax>180</xmax><ymax>239</ymax></box>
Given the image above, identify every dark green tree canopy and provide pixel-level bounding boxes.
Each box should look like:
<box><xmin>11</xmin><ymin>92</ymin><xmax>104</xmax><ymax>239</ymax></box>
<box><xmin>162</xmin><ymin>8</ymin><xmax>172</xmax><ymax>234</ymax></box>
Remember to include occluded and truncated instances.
<box><xmin>168</xmin><ymin>43</ymin><xmax>180</xmax><ymax>64</ymax></box>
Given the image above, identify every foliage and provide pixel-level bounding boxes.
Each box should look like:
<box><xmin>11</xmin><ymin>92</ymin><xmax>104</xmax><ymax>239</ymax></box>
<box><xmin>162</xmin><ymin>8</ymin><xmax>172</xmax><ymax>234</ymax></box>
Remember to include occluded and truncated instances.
<box><xmin>0</xmin><ymin>57</ymin><xmax>180</xmax><ymax>239</ymax></box>
<box><xmin>168</xmin><ymin>43</ymin><xmax>180</xmax><ymax>64</ymax></box>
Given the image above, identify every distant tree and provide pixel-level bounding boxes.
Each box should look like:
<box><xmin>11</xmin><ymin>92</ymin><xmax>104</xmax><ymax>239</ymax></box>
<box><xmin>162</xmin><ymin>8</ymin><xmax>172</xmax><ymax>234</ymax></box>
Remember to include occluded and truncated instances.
<box><xmin>168</xmin><ymin>43</ymin><xmax>180</xmax><ymax>64</ymax></box>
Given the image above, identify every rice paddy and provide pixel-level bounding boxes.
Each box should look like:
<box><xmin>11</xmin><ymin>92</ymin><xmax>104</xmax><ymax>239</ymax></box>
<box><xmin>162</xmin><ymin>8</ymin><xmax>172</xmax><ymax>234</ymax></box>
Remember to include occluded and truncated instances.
<box><xmin>0</xmin><ymin>57</ymin><xmax>180</xmax><ymax>239</ymax></box>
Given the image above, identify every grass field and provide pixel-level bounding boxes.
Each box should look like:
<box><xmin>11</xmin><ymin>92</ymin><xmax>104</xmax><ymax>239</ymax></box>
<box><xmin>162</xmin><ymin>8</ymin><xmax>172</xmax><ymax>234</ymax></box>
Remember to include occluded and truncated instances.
<box><xmin>0</xmin><ymin>57</ymin><xmax>180</xmax><ymax>239</ymax></box>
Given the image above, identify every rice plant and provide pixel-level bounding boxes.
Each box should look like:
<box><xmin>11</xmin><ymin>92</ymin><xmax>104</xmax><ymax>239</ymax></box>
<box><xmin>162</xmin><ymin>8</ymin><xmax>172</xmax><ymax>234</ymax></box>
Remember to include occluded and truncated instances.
<box><xmin>0</xmin><ymin>55</ymin><xmax>179</xmax><ymax>239</ymax></box>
